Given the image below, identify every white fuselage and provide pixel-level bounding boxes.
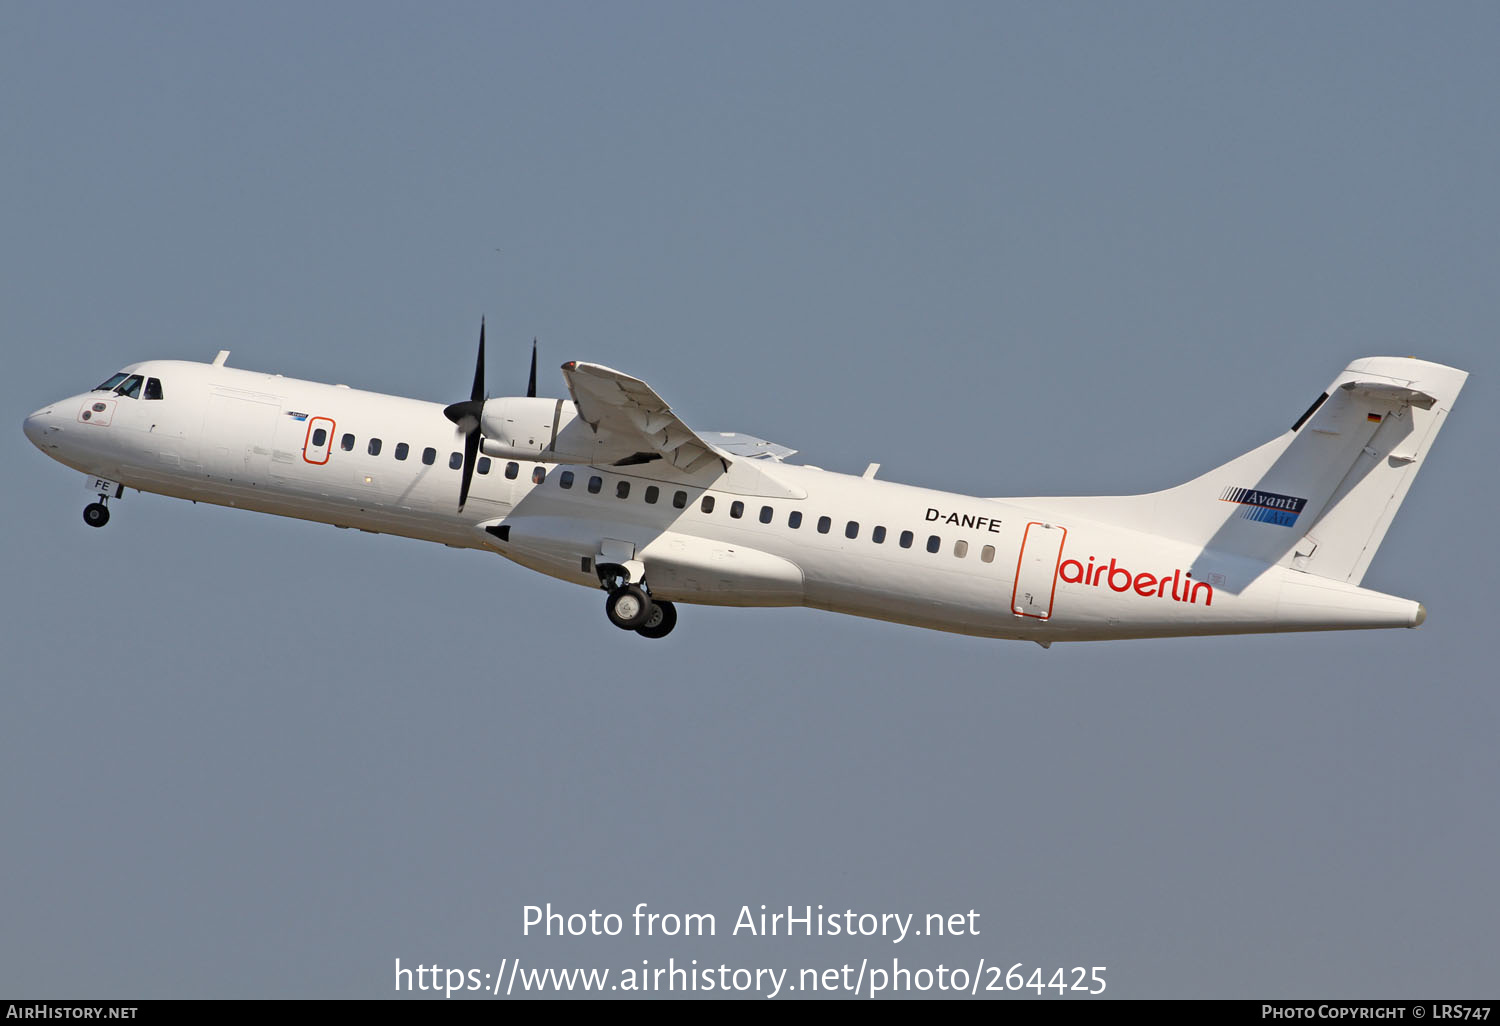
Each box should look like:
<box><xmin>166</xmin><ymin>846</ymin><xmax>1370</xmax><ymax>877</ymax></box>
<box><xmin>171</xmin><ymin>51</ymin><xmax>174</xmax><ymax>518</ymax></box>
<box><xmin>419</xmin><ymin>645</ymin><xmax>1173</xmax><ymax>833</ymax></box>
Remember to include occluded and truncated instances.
<box><xmin>24</xmin><ymin>358</ymin><xmax>1425</xmax><ymax>643</ymax></box>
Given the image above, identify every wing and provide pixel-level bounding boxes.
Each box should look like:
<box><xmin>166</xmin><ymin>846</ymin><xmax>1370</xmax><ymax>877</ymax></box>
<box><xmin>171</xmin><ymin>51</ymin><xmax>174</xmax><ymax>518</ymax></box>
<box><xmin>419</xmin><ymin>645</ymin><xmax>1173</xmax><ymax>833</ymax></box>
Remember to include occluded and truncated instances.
<box><xmin>561</xmin><ymin>361</ymin><xmax>729</xmax><ymax>474</ymax></box>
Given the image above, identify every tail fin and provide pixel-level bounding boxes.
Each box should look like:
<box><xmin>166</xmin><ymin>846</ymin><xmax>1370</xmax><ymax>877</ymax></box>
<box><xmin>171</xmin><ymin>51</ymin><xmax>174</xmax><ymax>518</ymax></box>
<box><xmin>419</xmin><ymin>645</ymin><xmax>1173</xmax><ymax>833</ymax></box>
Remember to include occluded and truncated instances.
<box><xmin>1040</xmin><ymin>357</ymin><xmax>1468</xmax><ymax>584</ymax></box>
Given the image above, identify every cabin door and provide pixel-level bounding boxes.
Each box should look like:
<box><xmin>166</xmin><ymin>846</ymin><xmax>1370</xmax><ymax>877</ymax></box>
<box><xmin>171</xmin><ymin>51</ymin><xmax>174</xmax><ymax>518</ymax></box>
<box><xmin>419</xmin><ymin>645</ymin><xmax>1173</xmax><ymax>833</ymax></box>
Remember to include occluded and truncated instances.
<box><xmin>1011</xmin><ymin>521</ymin><xmax>1067</xmax><ymax>619</ymax></box>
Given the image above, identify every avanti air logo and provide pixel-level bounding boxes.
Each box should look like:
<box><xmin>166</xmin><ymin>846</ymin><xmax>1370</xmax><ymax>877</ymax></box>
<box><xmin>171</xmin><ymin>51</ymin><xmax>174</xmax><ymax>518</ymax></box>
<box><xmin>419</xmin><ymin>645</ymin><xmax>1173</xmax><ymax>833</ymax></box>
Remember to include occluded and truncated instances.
<box><xmin>1220</xmin><ymin>486</ymin><xmax>1307</xmax><ymax>527</ymax></box>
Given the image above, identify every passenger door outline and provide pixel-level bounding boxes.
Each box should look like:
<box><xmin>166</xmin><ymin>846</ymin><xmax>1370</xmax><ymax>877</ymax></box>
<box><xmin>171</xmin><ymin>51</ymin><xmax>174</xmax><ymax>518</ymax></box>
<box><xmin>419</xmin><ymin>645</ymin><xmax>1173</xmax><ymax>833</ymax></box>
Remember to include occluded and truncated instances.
<box><xmin>303</xmin><ymin>417</ymin><xmax>335</xmax><ymax>465</ymax></box>
<box><xmin>1011</xmin><ymin>521</ymin><xmax>1067</xmax><ymax>620</ymax></box>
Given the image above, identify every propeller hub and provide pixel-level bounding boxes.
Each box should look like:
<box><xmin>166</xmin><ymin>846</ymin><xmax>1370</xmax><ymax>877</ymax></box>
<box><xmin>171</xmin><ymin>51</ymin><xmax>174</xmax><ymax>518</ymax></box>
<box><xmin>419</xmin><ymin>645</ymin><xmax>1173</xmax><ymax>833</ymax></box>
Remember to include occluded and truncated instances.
<box><xmin>443</xmin><ymin>399</ymin><xmax>484</xmax><ymax>433</ymax></box>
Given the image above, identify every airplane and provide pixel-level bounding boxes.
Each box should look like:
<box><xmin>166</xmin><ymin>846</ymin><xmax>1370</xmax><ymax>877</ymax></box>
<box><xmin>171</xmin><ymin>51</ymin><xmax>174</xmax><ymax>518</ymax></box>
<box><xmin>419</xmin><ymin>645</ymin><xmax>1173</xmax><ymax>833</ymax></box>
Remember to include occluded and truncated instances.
<box><xmin>23</xmin><ymin>326</ymin><xmax>1467</xmax><ymax>645</ymax></box>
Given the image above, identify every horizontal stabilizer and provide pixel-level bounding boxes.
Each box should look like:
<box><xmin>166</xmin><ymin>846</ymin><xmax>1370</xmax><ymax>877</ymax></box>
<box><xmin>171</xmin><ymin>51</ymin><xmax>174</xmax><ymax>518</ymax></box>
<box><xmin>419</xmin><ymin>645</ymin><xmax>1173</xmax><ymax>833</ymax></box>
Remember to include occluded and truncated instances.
<box><xmin>1339</xmin><ymin>379</ymin><xmax>1436</xmax><ymax>409</ymax></box>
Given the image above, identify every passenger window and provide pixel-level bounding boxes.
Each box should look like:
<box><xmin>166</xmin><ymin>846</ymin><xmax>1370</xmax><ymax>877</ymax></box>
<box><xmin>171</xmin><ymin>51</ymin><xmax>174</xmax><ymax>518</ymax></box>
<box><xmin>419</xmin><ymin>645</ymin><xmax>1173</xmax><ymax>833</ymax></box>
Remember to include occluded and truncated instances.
<box><xmin>673</xmin><ymin>490</ymin><xmax>687</xmax><ymax>509</ymax></box>
<box><xmin>144</xmin><ymin>378</ymin><xmax>164</xmax><ymax>400</ymax></box>
<box><xmin>342</xmin><ymin>434</ymin><xmax>356</xmax><ymax>451</ymax></box>
<box><xmin>730</xmin><ymin>501</ymin><xmax>744</xmax><ymax>519</ymax></box>
<box><xmin>954</xmin><ymin>539</ymin><xmax>968</xmax><ymax>558</ymax></box>
<box><xmin>872</xmin><ymin>526</ymin><xmax>886</xmax><ymax>544</ymax></box>
<box><xmin>701</xmin><ymin>495</ymin><xmax>715</xmax><ymax>514</ymax></box>
<box><xmin>394</xmin><ymin>442</ymin><xmax>409</xmax><ymax>461</ymax></box>
<box><xmin>759</xmin><ymin>505</ymin><xmax>773</xmax><ymax>524</ymax></box>
<box><xmin>312</xmin><ymin>428</ymin><xmax>328</xmax><ymax>447</ymax></box>
<box><xmin>449</xmin><ymin>452</ymin><xmax>463</xmax><ymax>470</ymax></box>
<box><xmin>560</xmin><ymin>471</ymin><xmax>575</xmax><ymax>489</ymax></box>
<box><xmin>505</xmin><ymin>462</ymin><xmax>519</xmax><ymax>479</ymax></box>
<box><xmin>900</xmin><ymin>530</ymin><xmax>914</xmax><ymax>549</ymax></box>
<box><xmin>981</xmin><ymin>544</ymin><xmax>995</xmax><ymax>563</ymax></box>
<box><xmin>368</xmin><ymin>438</ymin><xmax>382</xmax><ymax>456</ymax></box>
<box><xmin>115</xmin><ymin>375</ymin><xmax>144</xmax><ymax>399</ymax></box>
<box><xmin>422</xmin><ymin>447</ymin><xmax>437</xmax><ymax>465</ymax></box>
<box><xmin>645</xmin><ymin>486</ymin><xmax>659</xmax><ymax>504</ymax></box>
<box><xmin>616</xmin><ymin>481</ymin><xmax>630</xmax><ymax>499</ymax></box>
<box><xmin>817</xmin><ymin>516</ymin><xmax>831</xmax><ymax>534</ymax></box>
<box><xmin>927</xmin><ymin>535</ymin><xmax>941</xmax><ymax>554</ymax></box>
<box><xmin>588</xmin><ymin>475</ymin><xmax>602</xmax><ymax>494</ymax></box>
<box><xmin>478</xmin><ymin>457</ymin><xmax>491</xmax><ymax>475</ymax></box>
<box><xmin>532</xmin><ymin>466</ymin><xmax>546</xmax><ymax>484</ymax></box>
<box><xmin>846</xmin><ymin>521</ymin><xmax>859</xmax><ymax>539</ymax></box>
<box><xmin>788</xmin><ymin>511</ymin><xmax>803</xmax><ymax>529</ymax></box>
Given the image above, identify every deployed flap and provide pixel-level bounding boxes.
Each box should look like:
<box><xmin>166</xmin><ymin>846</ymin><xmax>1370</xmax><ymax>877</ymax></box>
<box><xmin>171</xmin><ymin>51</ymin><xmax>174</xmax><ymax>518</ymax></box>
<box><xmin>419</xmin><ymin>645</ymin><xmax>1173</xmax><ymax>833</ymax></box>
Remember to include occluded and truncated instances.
<box><xmin>562</xmin><ymin>361</ymin><xmax>728</xmax><ymax>474</ymax></box>
<box><xmin>706</xmin><ymin>432</ymin><xmax>797</xmax><ymax>461</ymax></box>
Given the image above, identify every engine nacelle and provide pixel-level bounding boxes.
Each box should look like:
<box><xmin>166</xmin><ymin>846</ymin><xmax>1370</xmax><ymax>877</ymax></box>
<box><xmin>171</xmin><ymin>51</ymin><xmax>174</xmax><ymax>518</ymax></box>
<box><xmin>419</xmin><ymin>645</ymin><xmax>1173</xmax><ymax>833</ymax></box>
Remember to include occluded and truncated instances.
<box><xmin>479</xmin><ymin>396</ymin><xmax>599</xmax><ymax>463</ymax></box>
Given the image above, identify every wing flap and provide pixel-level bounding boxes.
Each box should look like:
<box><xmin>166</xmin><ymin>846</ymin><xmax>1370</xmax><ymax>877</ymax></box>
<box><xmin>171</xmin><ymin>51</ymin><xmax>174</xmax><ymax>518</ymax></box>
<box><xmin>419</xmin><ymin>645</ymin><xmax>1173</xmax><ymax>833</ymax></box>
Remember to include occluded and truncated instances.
<box><xmin>562</xmin><ymin>361</ymin><xmax>729</xmax><ymax>473</ymax></box>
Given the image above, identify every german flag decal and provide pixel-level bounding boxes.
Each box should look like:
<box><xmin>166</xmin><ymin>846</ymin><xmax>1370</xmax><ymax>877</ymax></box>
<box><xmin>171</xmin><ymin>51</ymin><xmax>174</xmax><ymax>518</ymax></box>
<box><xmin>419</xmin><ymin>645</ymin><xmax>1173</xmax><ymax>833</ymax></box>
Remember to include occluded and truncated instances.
<box><xmin>1368</xmin><ymin>412</ymin><xmax>1383</xmax><ymax>423</ymax></box>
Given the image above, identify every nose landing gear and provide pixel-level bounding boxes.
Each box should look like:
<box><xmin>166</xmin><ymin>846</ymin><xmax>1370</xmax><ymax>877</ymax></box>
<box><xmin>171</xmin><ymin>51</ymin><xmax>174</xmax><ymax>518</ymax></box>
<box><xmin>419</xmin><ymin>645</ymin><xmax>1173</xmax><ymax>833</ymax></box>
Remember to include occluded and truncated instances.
<box><xmin>82</xmin><ymin>481</ymin><xmax>122</xmax><ymax>528</ymax></box>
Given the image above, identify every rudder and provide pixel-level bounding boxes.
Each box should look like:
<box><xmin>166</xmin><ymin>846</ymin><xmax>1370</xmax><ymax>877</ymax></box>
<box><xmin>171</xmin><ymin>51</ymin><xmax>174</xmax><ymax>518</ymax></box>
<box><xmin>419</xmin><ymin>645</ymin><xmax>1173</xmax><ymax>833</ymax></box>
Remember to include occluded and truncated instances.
<box><xmin>1285</xmin><ymin>357</ymin><xmax>1467</xmax><ymax>583</ymax></box>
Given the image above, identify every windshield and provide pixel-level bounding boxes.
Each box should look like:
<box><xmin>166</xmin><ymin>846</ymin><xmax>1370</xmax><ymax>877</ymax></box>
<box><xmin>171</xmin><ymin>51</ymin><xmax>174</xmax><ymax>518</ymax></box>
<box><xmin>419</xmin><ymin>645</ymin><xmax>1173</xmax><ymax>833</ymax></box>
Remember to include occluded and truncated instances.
<box><xmin>93</xmin><ymin>372</ymin><xmax>129</xmax><ymax>392</ymax></box>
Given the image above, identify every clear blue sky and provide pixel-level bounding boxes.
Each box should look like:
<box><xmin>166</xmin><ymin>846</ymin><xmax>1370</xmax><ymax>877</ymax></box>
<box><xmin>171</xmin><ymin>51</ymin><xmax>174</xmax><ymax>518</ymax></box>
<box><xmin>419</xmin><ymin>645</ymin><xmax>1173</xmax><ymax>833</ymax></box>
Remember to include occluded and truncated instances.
<box><xmin>3</xmin><ymin>2</ymin><xmax>1496</xmax><ymax>998</ymax></box>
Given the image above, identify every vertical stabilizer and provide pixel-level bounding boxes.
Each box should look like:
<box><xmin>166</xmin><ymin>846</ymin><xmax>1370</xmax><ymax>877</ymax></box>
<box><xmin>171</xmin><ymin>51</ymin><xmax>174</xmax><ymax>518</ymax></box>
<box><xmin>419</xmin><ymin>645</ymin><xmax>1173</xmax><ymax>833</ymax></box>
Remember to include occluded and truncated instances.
<box><xmin>1285</xmin><ymin>358</ymin><xmax>1467</xmax><ymax>584</ymax></box>
<box><xmin>1026</xmin><ymin>357</ymin><xmax>1466</xmax><ymax>583</ymax></box>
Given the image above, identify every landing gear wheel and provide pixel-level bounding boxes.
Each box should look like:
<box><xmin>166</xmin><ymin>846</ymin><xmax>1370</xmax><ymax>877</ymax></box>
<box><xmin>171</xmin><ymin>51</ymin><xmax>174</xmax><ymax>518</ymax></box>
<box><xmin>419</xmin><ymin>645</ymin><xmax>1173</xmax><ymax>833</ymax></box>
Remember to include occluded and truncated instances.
<box><xmin>605</xmin><ymin>585</ymin><xmax>653</xmax><ymax>630</ymax></box>
<box><xmin>83</xmin><ymin>502</ymin><xmax>110</xmax><ymax>528</ymax></box>
<box><xmin>635</xmin><ymin>599</ymin><xmax>677</xmax><ymax>639</ymax></box>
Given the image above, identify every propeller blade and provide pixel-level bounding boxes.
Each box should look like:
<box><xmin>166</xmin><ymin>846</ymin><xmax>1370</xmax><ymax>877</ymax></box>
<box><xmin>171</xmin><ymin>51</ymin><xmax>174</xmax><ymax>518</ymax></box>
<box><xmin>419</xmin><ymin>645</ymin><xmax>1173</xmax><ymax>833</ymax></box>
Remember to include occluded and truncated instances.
<box><xmin>471</xmin><ymin>318</ymin><xmax>486</xmax><ymax>404</ymax></box>
<box><xmin>449</xmin><ymin>318</ymin><xmax>487</xmax><ymax>511</ymax></box>
<box><xmin>458</xmin><ymin>422</ymin><xmax>481</xmax><ymax>510</ymax></box>
<box><xmin>527</xmin><ymin>338</ymin><xmax>538</xmax><ymax>398</ymax></box>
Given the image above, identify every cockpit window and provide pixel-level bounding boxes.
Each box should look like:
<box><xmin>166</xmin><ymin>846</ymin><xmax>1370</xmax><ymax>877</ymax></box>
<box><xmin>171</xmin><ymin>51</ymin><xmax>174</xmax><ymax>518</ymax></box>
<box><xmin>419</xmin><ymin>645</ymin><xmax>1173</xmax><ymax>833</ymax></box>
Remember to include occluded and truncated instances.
<box><xmin>144</xmin><ymin>378</ymin><xmax>163</xmax><ymax>400</ymax></box>
<box><xmin>94</xmin><ymin>372</ymin><xmax>129</xmax><ymax>392</ymax></box>
<box><xmin>115</xmin><ymin>374</ymin><xmax>144</xmax><ymax>399</ymax></box>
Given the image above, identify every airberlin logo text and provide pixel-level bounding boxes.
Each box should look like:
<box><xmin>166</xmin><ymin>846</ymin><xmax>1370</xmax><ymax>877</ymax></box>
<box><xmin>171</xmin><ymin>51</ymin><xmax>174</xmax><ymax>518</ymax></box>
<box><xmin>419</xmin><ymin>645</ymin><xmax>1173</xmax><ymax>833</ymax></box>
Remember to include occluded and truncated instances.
<box><xmin>1059</xmin><ymin>556</ymin><xmax>1213</xmax><ymax>605</ymax></box>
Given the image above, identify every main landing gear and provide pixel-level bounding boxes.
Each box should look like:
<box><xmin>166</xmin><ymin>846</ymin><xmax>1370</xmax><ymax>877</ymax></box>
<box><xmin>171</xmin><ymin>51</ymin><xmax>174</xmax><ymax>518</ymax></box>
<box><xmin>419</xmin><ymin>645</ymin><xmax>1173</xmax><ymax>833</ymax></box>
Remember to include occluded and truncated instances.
<box><xmin>598</xmin><ymin>565</ymin><xmax>677</xmax><ymax>639</ymax></box>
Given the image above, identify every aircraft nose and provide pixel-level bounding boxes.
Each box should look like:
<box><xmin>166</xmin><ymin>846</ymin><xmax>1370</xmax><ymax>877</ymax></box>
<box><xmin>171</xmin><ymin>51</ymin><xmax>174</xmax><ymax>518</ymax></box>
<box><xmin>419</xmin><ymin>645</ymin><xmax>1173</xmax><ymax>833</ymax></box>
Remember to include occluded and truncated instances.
<box><xmin>23</xmin><ymin>406</ymin><xmax>56</xmax><ymax>448</ymax></box>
